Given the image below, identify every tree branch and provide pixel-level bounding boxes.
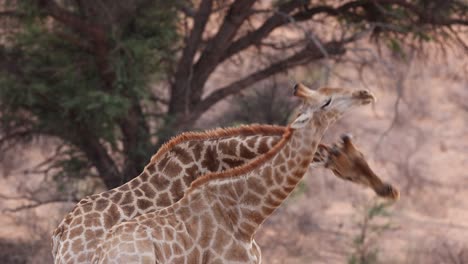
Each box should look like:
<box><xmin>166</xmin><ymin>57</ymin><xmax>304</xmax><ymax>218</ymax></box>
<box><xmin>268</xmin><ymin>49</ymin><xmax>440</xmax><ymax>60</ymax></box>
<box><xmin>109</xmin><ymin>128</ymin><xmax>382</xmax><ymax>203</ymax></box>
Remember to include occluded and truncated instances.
<box><xmin>219</xmin><ymin>1</ymin><xmax>360</xmax><ymax>64</ymax></box>
<box><xmin>169</xmin><ymin>0</ymin><xmax>214</xmax><ymax>114</ymax></box>
<box><xmin>180</xmin><ymin>40</ymin><xmax>347</xmax><ymax>128</ymax></box>
<box><xmin>0</xmin><ymin>192</ymin><xmax>79</xmax><ymax>213</ymax></box>
<box><xmin>189</xmin><ymin>0</ymin><xmax>257</xmax><ymax>106</ymax></box>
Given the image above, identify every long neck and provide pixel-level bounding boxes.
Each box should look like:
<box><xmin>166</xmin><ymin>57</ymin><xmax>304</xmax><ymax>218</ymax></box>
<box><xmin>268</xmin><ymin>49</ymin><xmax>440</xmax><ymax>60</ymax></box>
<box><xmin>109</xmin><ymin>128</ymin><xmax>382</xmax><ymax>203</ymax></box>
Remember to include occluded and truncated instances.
<box><xmin>126</xmin><ymin>132</ymin><xmax>282</xmax><ymax>208</ymax></box>
<box><xmin>185</xmin><ymin>115</ymin><xmax>330</xmax><ymax>242</ymax></box>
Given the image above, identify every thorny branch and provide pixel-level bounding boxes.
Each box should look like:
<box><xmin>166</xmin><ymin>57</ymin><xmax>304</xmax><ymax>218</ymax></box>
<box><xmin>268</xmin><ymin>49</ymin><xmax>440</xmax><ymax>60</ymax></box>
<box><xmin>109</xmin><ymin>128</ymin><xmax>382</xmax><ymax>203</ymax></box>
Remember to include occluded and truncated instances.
<box><xmin>0</xmin><ymin>181</ymin><xmax>80</xmax><ymax>213</ymax></box>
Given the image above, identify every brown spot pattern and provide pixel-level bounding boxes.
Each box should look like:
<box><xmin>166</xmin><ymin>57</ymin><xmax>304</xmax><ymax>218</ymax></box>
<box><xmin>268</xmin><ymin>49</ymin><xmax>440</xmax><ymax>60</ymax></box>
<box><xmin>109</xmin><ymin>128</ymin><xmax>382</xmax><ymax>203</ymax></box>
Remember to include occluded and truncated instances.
<box><xmin>202</xmin><ymin>145</ymin><xmax>220</xmax><ymax>172</ymax></box>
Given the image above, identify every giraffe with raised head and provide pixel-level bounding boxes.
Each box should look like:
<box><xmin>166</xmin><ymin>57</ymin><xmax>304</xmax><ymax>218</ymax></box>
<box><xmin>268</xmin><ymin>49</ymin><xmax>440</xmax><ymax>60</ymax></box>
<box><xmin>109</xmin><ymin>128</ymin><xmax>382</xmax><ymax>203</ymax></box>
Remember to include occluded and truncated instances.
<box><xmin>52</xmin><ymin>89</ymin><xmax>398</xmax><ymax>264</ymax></box>
<box><xmin>52</xmin><ymin>128</ymin><xmax>398</xmax><ymax>264</ymax></box>
<box><xmin>90</xmin><ymin>84</ymin><xmax>378</xmax><ymax>263</ymax></box>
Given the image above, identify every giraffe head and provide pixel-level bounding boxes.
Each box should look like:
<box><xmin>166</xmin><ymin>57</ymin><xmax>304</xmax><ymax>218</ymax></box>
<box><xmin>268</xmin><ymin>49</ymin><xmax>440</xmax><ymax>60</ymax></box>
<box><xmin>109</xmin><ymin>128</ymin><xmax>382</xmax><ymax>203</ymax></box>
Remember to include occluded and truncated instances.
<box><xmin>321</xmin><ymin>134</ymin><xmax>400</xmax><ymax>200</ymax></box>
<box><xmin>290</xmin><ymin>83</ymin><xmax>375</xmax><ymax>129</ymax></box>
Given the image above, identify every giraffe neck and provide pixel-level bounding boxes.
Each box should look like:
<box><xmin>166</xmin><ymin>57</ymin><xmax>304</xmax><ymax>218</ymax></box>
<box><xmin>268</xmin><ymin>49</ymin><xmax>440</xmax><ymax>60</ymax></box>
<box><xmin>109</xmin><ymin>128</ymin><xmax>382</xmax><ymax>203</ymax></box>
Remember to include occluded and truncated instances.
<box><xmin>183</xmin><ymin>114</ymin><xmax>331</xmax><ymax>241</ymax></box>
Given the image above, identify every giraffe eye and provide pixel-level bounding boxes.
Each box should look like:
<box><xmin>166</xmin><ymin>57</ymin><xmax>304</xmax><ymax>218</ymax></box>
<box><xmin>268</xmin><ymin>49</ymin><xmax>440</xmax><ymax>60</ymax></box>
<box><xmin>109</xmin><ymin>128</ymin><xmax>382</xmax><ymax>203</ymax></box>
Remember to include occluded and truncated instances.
<box><xmin>321</xmin><ymin>97</ymin><xmax>332</xmax><ymax>109</ymax></box>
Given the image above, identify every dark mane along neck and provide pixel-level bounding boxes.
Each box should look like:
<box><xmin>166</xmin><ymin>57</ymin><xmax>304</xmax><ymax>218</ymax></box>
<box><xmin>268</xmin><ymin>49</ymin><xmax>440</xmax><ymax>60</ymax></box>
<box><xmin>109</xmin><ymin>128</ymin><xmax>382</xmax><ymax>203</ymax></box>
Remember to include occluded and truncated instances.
<box><xmin>187</xmin><ymin>127</ymin><xmax>294</xmax><ymax>192</ymax></box>
<box><xmin>148</xmin><ymin>124</ymin><xmax>286</xmax><ymax>166</ymax></box>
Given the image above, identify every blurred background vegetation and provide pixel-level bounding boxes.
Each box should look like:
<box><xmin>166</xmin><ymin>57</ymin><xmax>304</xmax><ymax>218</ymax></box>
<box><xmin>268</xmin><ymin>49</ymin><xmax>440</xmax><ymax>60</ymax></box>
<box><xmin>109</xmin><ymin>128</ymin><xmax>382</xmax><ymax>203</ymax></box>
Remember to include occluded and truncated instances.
<box><xmin>0</xmin><ymin>0</ymin><xmax>467</xmax><ymax>263</ymax></box>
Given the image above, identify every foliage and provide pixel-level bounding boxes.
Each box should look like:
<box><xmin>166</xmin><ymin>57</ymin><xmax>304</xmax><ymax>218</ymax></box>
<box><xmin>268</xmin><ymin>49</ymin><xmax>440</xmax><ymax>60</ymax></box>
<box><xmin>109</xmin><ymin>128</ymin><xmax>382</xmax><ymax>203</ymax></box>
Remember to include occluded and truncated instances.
<box><xmin>219</xmin><ymin>81</ymin><xmax>297</xmax><ymax>126</ymax></box>
<box><xmin>0</xmin><ymin>0</ymin><xmax>466</xmax><ymax>190</ymax></box>
<box><xmin>348</xmin><ymin>200</ymin><xmax>395</xmax><ymax>264</ymax></box>
<box><xmin>0</xmin><ymin>0</ymin><xmax>179</xmax><ymax>184</ymax></box>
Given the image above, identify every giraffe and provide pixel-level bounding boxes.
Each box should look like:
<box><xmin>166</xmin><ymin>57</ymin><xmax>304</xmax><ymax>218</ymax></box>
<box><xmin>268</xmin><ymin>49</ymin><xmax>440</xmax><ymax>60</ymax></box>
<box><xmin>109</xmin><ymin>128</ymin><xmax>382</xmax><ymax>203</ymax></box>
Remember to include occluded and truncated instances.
<box><xmin>90</xmin><ymin>84</ymin><xmax>377</xmax><ymax>264</ymax></box>
<box><xmin>52</xmin><ymin>91</ymin><xmax>397</xmax><ymax>264</ymax></box>
<box><xmin>52</xmin><ymin>125</ymin><xmax>398</xmax><ymax>264</ymax></box>
<box><xmin>323</xmin><ymin>134</ymin><xmax>399</xmax><ymax>199</ymax></box>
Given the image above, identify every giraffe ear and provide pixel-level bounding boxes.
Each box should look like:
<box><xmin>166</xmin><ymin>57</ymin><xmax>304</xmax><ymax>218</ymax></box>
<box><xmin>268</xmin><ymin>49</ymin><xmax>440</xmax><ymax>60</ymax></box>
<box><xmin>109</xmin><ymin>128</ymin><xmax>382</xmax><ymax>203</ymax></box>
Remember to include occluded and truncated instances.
<box><xmin>290</xmin><ymin>111</ymin><xmax>312</xmax><ymax>129</ymax></box>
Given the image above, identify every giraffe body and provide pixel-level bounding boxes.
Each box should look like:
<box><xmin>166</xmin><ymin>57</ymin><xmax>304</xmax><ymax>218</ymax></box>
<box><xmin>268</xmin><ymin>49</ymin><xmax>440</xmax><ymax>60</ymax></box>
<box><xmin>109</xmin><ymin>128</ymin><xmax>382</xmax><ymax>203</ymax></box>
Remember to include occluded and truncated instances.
<box><xmin>91</xmin><ymin>85</ymin><xmax>377</xmax><ymax>263</ymax></box>
<box><xmin>52</xmin><ymin>127</ymin><xmax>285</xmax><ymax>263</ymax></box>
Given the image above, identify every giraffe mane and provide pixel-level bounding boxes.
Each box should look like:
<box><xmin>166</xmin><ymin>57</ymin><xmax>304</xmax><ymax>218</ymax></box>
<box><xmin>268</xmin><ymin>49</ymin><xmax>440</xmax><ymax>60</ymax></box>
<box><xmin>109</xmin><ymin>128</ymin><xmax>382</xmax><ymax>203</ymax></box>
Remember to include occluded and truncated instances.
<box><xmin>148</xmin><ymin>124</ymin><xmax>287</xmax><ymax>166</ymax></box>
<box><xmin>187</xmin><ymin>126</ymin><xmax>294</xmax><ymax>191</ymax></box>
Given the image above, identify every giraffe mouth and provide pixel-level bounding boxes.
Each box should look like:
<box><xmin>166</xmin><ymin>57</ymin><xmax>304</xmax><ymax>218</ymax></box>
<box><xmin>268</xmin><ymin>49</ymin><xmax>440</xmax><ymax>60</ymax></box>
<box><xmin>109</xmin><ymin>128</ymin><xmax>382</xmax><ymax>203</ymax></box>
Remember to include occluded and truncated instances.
<box><xmin>352</xmin><ymin>90</ymin><xmax>375</xmax><ymax>105</ymax></box>
<box><xmin>375</xmin><ymin>183</ymin><xmax>400</xmax><ymax>200</ymax></box>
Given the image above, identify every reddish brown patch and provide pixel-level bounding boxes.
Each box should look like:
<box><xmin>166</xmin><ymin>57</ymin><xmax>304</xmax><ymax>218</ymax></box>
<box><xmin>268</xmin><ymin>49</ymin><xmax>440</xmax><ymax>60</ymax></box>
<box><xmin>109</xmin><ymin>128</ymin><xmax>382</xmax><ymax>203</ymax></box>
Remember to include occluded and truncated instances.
<box><xmin>140</xmin><ymin>171</ymin><xmax>150</xmax><ymax>181</ymax></box>
<box><xmin>119</xmin><ymin>184</ymin><xmax>130</xmax><ymax>191</ymax></box>
<box><xmin>192</xmin><ymin>142</ymin><xmax>203</xmax><ymax>161</ymax></box>
<box><xmin>225</xmin><ymin>242</ymin><xmax>249</xmax><ymax>261</ymax></box>
<box><xmin>164</xmin><ymin>227</ymin><xmax>174</xmax><ymax>241</ymax></box>
<box><xmin>247</xmin><ymin>177</ymin><xmax>267</xmax><ymax>195</ymax></box>
<box><xmin>187</xmin><ymin>248</ymin><xmax>201</xmax><ymax>263</ymax></box>
<box><xmin>163</xmin><ymin>160</ymin><xmax>183</xmax><ymax>177</ymax></box>
<box><xmin>245</xmin><ymin>136</ymin><xmax>258</xmax><ymax>148</ymax></box>
<box><xmin>149</xmin><ymin>173</ymin><xmax>170</xmax><ymax>191</ymax></box>
<box><xmin>156</xmin><ymin>192</ymin><xmax>171</xmax><ymax>207</ymax></box>
<box><xmin>147</xmin><ymin>163</ymin><xmax>157</xmax><ymax>174</ymax></box>
<box><xmin>122</xmin><ymin>205</ymin><xmax>135</xmax><ymax>218</ymax></box>
<box><xmin>134</xmin><ymin>189</ymin><xmax>144</xmax><ymax>197</ymax></box>
<box><xmin>183</xmin><ymin>165</ymin><xmax>198</xmax><ymax>186</ymax></box>
<box><xmin>271</xmin><ymin>188</ymin><xmax>287</xmax><ymax>199</ymax></box>
<box><xmin>279</xmin><ymin>165</ymin><xmax>287</xmax><ymax>173</ymax></box>
<box><xmin>274</xmin><ymin>153</ymin><xmax>285</xmax><ymax>164</ymax></box>
<box><xmin>139</xmin><ymin>184</ymin><xmax>156</xmax><ymax>199</ymax></box>
<box><xmin>199</xmin><ymin>214</ymin><xmax>215</xmax><ymax>248</ymax></box>
<box><xmin>136</xmin><ymin>199</ymin><xmax>152</xmax><ymax>210</ymax></box>
<box><xmin>71</xmin><ymin>239</ymin><xmax>84</xmax><ymax>253</ymax></box>
<box><xmin>170</xmin><ymin>179</ymin><xmax>184</xmax><ymax>200</ymax></box>
<box><xmin>104</xmin><ymin>204</ymin><xmax>120</xmax><ymax>228</ymax></box>
<box><xmin>233</xmin><ymin>181</ymin><xmax>246</xmax><ymax>198</ymax></box>
<box><xmin>121</xmin><ymin>192</ymin><xmax>134</xmax><ymax>205</ymax></box>
<box><xmin>172</xmin><ymin>242</ymin><xmax>184</xmax><ymax>255</ymax></box>
<box><xmin>157</xmin><ymin>155</ymin><xmax>170</xmax><ymax>171</ymax></box>
<box><xmin>70</xmin><ymin>216</ymin><xmax>83</xmax><ymax>226</ymax></box>
<box><xmin>201</xmin><ymin>145</ymin><xmax>220</xmax><ymax>172</ymax></box>
<box><xmin>241</xmin><ymin>192</ymin><xmax>261</xmax><ymax>206</ymax></box>
<box><xmin>171</xmin><ymin>145</ymin><xmax>194</xmax><ymax>164</ymax></box>
<box><xmin>274</xmin><ymin>170</ymin><xmax>284</xmax><ymax>185</ymax></box>
<box><xmin>287</xmin><ymin>159</ymin><xmax>297</xmax><ymax>169</ymax></box>
<box><xmin>110</xmin><ymin>192</ymin><xmax>123</xmax><ymax>203</ymax></box>
<box><xmin>257</xmin><ymin>137</ymin><xmax>272</xmax><ymax>154</ymax></box>
<box><xmin>64</xmin><ymin>213</ymin><xmax>74</xmax><ymax>224</ymax></box>
<box><xmin>222</xmin><ymin>158</ymin><xmax>245</xmax><ymax>169</ymax></box>
<box><xmin>265</xmin><ymin>195</ymin><xmax>282</xmax><ymax>207</ymax></box>
<box><xmin>261</xmin><ymin>168</ymin><xmax>273</xmax><ymax>186</ymax></box>
<box><xmin>286</xmin><ymin>176</ymin><xmax>298</xmax><ymax>186</ymax></box>
<box><xmin>261</xmin><ymin>205</ymin><xmax>275</xmax><ymax>215</ymax></box>
<box><xmin>83</xmin><ymin>216</ymin><xmax>101</xmax><ymax>228</ymax></box>
<box><xmin>68</xmin><ymin>226</ymin><xmax>84</xmax><ymax>239</ymax></box>
<box><xmin>84</xmin><ymin>229</ymin><xmax>93</xmax><ymax>241</ymax></box>
<box><xmin>284</xmin><ymin>185</ymin><xmax>295</xmax><ymax>193</ymax></box>
<box><xmin>82</xmin><ymin>203</ymin><xmax>93</xmax><ymax>213</ymax></box>
<box><xmin>213</xmin><ymin>228</ymin><xmax>230</xmax><ymax>252</ymax></box>
<box><xmin>129</xmin><ymin>178</ymin><xmax>141</xmax><ymax>189</ymax></box>
<box><xmin>242</xmin><ymin>209</ymin><xmax>264</xmax><ymax>224</ymax></box>
<box><xmin>239</xmin><ymin>221</ymin><xmax>256</xmax><ymax>236</ymax></box>
<box><xmin>219</xmin><ymin>140</ymin><xmax>236</xmax><ymax>156</ymax></box>
<box><xmin>239</xmin><ymin>144</ymin><xmax>256</xmax><ymax>160</ymax></box>
<box><xmin>162</xmin><ymin>243</ymin><xmax>172</xmax><ymax>259</ymax></box>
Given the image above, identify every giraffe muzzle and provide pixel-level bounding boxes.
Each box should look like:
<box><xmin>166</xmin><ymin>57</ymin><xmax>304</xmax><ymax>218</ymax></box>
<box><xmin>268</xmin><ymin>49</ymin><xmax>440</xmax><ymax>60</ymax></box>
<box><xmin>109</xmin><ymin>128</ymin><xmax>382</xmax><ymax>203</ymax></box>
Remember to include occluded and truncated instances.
<box><xmin>375</xmin><ymin>183</ymin><xmax>400</xmax><ymax>200</ymax></box>
<box><xmin>352</xmin><ymin>90</ymin><xmax>375</xmax><ymax>105</ymax></box>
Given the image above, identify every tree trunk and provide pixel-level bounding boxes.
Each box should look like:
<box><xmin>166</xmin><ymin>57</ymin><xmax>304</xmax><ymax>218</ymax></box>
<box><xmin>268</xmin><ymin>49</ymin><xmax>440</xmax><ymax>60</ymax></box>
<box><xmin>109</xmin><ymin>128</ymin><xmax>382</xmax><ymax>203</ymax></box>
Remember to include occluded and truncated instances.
<box><xmin>119</xmin><ymin>100</ymin><xmax>154</xmax><ymax>183</ymax></box>
<box><xmin>78</xmin><ymin>133</ymin><xmax>123</xmax><ymax>189</ymax></box>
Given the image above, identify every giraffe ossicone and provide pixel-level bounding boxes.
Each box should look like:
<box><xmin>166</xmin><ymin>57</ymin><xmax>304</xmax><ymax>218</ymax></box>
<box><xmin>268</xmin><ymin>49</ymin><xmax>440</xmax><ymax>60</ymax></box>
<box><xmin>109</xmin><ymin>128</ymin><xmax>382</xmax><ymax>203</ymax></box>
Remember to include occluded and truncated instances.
<box><xmin>90</xmin><ymin>84</ymin><xmax>378</xmax><ymax>263</ymax></box>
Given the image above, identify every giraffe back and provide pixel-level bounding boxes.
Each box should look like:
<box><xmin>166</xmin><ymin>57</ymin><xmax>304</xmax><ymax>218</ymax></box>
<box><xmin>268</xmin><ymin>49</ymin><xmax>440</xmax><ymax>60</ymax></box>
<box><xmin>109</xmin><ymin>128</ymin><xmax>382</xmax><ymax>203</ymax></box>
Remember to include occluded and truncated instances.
<box><xmin>52</xmin><ymin>125</ymin><xmax>284</xmax><ymax>263</ymax></box>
